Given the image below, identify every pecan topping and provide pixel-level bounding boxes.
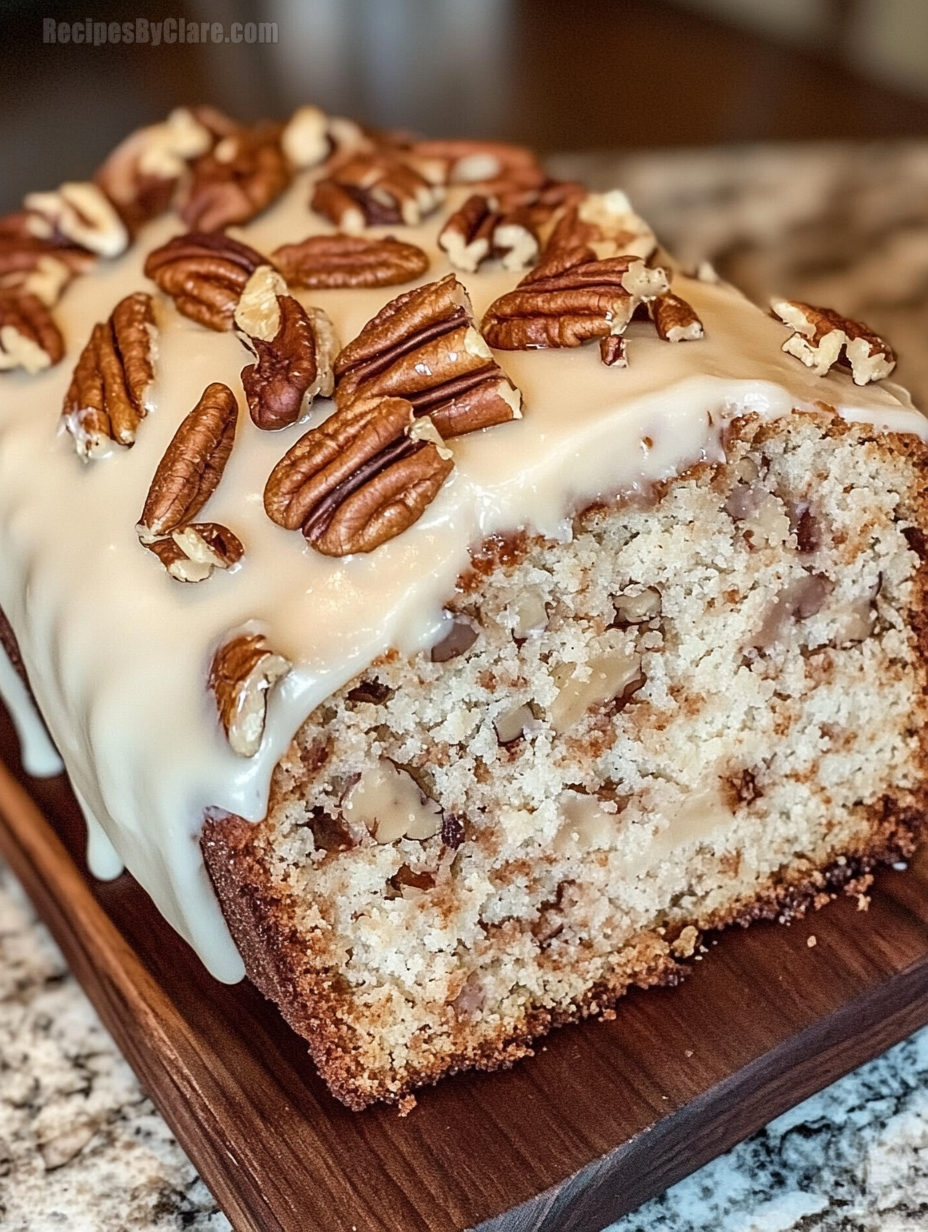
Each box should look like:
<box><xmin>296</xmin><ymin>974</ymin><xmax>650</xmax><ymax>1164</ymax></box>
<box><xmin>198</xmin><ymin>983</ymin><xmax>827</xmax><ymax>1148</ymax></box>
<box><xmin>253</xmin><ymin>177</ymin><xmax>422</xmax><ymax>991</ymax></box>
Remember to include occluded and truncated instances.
<box><xmin>770</xmin><ymin>299</ymin><xmax>896</xmax><ymax>385</ymax></box>
<box><xmin>209</xmin><ymin>632</ymin><xmax>291</xmax><ymax>757</ymax></box>
<box><xmin>236</xmin><ymin>266</ymin><xmax>338</xmax><ymax>430</ymax></box>
<box><xmin>599</xmin><ymin>335</ymin><xmax>627</xmax><ymax>367</ymax></box>
<box><xmin>62</xmin><ymin>292</ymin><xmax>157</xmax><ymax>457</ymax></box>
<box><xmin>649</xmin><ymin>292</ymin><xmax>704</xmax><ymax>342</ymax></box>
<box><xmin>271</xmin><ymin>234</ymin><xmax>429</xmax><ymax>289</ymax></box>
<box><xmin>280</xmin><ymin>104</ymin><xmax>330</xmax><ymax>169</ymax></box>
<box><xmin>0</xmin><ymin>216</ymin><xmax>93</xmax><ymax>306</ymax></box>
<box><xmin>0</xmin><ymin>293</ymin><xmax>64</xmax><ymax>373</ymax></box>
<box><xmin>146</xmin><ymin>522</ymin><xmax>244</xmax><ymax>583</ymax></box>
<box><xmin>439</xmin><ymin>182</ymin><xmax>584</xmax><ymax>274</ymax></box>
<box><xmin>179</xmin><ymin>122</ymin><xmax>292</xmax><ymax>232</ymax></box>
<box><xmin>544</xmin><ymin>190</ymin><xmax>657</xmax><ymax>262</ymax></box>
<box><xmin>334</xmin><ymin>274</ymin><xmax>522</xmax><ymax>438</ymax></box>
<box><xmin>264</xmin><ymin>395</ymin><xmax>453</xmax><ymax>556</ymax></box>
<box><xmin>138</xmin><ymin>382</ymin><xmax>238</xmax><ymax>540</ymax></box>
<box><xmin>410</xmin><ymin>139</ymin><xmax>546</xmax><ymax>196</ymax></box>
<box><xmin>23</xmin><ymin>182</ymin><xmax>129</xmax><ymax>259</ymax></box>
<box><xmin>144</xmin><ymin>232</ymin><xmax>269</xmax><ymax>331</ymax></box>
<box><xmin>94</xmin><ymin>107</ymin><xmax>213</xmax><ymax>232</ymax></box>
<box><xmin>482</xmin><ymin>251</ymin><xmax>669</xmax><ymax>359</ymax></box>
<box><xmin>311</xmin><ymin>150</ymin><xmax>443</xmax><ymax>233</ymax></box>
<box><xmin>438</xmin><ymin>194</ymin><xmax>498</xmax><ymax>272</ymax></box>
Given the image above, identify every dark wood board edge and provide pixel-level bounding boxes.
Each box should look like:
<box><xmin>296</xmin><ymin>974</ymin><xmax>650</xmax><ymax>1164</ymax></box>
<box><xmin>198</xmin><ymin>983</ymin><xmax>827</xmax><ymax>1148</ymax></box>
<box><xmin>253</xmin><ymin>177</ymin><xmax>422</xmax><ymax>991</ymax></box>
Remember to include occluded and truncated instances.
<box><xmin>476</xmin><ymin>953</ymin><xmax>928</xmax><ymax>1231</ymax></box>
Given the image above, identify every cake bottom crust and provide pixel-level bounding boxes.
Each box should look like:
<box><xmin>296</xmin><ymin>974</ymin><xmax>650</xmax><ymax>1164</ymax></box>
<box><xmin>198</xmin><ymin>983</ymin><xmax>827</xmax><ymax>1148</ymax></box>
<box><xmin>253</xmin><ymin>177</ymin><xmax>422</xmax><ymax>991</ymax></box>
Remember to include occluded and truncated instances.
<box><xmin>202</xmin><ymin>799</ymin><xmax>924</xmax><ymax>1110</ymax></box>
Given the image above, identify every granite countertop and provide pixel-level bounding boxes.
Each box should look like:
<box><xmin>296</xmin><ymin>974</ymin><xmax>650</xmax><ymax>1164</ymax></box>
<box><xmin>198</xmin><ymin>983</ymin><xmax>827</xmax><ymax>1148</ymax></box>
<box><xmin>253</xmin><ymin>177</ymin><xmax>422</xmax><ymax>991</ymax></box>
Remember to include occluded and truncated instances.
<box><xmin>5</xmin><ymin>141</ymin><xmax>928</xmax><ymax>1231</ymax></box>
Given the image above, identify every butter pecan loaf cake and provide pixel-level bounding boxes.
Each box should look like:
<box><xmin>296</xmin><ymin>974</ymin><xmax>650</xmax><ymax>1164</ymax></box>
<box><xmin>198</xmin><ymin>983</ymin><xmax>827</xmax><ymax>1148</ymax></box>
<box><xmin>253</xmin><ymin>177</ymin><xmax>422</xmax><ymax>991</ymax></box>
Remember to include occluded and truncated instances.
<box><xmin>0</xmin><ymin>104</ymin><xmax>926</xmax><ymax>1110</ymax></box>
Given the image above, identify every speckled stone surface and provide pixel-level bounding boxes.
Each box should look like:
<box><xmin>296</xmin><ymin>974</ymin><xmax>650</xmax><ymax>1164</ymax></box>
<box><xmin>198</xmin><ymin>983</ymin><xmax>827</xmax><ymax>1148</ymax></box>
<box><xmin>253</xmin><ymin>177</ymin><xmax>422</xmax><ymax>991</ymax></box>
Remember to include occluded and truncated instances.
<box><xmin>0</xmin><ymin>862</ymin><xmax>230</xmax><ymax>1232</ymax></box>
<box><xmin>5</xmin><ymin>142</ymin><xmax>928</xmax><ymax>1231</ymax></box>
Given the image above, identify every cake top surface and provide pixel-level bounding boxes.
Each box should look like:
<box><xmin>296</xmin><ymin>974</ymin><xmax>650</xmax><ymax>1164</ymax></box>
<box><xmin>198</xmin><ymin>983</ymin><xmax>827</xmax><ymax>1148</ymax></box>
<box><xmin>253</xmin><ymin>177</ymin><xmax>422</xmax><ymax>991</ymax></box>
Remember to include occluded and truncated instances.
<box><xmin>0</xmin><ymin>105</ymin><xmax>923</xmax><ymax>977</ymax></box>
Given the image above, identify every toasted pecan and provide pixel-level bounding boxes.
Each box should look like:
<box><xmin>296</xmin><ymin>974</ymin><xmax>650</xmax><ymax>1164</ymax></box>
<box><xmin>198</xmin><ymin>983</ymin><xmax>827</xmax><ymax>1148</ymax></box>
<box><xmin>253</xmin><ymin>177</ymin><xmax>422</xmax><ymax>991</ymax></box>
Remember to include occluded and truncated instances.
<box><xmin>334</xmin><ymin>274</ymin><xmax>522</xmax><ymax>437</ymax></box>
<box><xmin>272</xmin><ymin>234</ymin><xmax>429</xmax><ymax>289</ymax></box>
<box><xmin>0</xmin><ymin>292</ymin><xmax>65</xmax><ymax>374</ymax></box>
<box><xmin>144</xmin><ymin>231</ymin><xmax>270</xmax><ymax>331</ymax></box>
<box><xmin>770</xmin><ymin>299</ymin><xmax>895</xmax><ymax>385</ymax></box>
<box><xmin>482</xmin><ymin>252</ymin><xmax>669</xmax><ymax>354</ymax></box>
<box><xmin>264</xmin><ymin>395</ymin><xmax>453</xmax><ymax>555</ymax></box>
<box><xmin>138</xmin><ymin>381</ymin><xmax>238</xmax><ymax>540</ymax></box>
<box><xmin>209</xmin><ymin>632</ymin><xmax>291</xmax><ymax>757</ymax></box>
<box><xmin>180</xmin><ymin>122</ymin><xmax>292</xmax><ymax>232</ymax></box>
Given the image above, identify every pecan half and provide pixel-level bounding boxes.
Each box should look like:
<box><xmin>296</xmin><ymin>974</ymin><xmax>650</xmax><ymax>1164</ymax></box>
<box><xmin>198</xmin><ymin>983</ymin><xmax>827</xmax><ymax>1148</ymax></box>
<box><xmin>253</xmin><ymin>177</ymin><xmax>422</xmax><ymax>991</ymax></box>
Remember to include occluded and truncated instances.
<box><xmin>770</xmin><ymin>299</ymin><xmax>896</xmax><ymax>385</ymax></box>
<box><xmin>482</xmin><ymin>251</ymin><xmax>669</xmax><ymax>358</ymax></box>
<box><xmin>0</xmin><ymin>293</ymin><xmax>64</xmax><ymax>373</ymax></box>
<box><xmin>94</xmin><ymin>107</ymin><xmax>213</xmax><ymax>233</ymax></box>
<box><xmin>271</xmin><ymin>234</ymin><xmax>429</xmax><ymax>289</ymax></box>
<box><xmin>209</xmin><ymin>632</ymin><xmax>291</xmax><ymax>757</ymax></box>
<box><xmin>410</xmin><ymin>139</ymin><xmax>546</xmax><ymax>196</ymax></box>
<box><xmin>62</xmin><ymin>292</ymin><xmax>157</xmax><ymax>457</ymax></box>
<box><xmin>179</xmin><ymin>122</ymin><xmax>292</xmax><ymax>232</ymax></box>
<box><xmin>0</xmin><ymin>217</ymin><xmax>93</xmax><ymax>306</ymax></box>
<box><xmin>144</xmin><ymin>232</ymin><xmax>269</xmax><ymax>331</ymax></box>
<box><xmin>544</xmin><ymin>190</ymin><xmax>656</xmax><ymax>262</ymax></box>
<box><xmin>146</xmin><ymin>522</ymin><xmax>244</xmax><ymax>582</ymax></box>
<box><xmin>311</xmin><ymin>150</ymin><xmax>443</xmax><ymax>233</ymax></box>
<box><xmin>138</xmin><ymin>382</ymin><xmax>238</xmax><ymax>540</ymax></box>
<box><xmin>236</xmin><ymin>266</ymin><xmax>338</xmax><ymax>430</ymax></box>
<box><xmin>264</xmin><ymin>395</ymin><xmax>453</xmax><ymax>555</ymax></box>
<box><xmin>649</xmin><ymin>291</ymin><xmax>704</xmax><ymax>342</ymax></box>
<box><xmin>334</xmin><ymin>274</ymin><xmax>522</xmax><ymax>437</ymax></box>
<box><xmin>23</xmin><ymin>182</ymin><xmax>129</xmax><ymax>258</ymax></box>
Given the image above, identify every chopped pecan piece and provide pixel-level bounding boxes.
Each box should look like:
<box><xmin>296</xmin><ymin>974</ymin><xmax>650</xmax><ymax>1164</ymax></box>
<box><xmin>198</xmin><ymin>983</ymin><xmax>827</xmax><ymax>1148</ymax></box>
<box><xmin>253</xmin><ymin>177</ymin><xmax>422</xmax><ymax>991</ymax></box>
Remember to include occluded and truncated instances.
<box><xmin>144</xmin><ymin>232</ymin><xmax>269</xmax><ymax>331</ymax></box>
<box><xmin>271</xmin><ymin>234</ymin><xmax>429</xmax><ymax>289</ymax></box>
<box><xmin>599</xmin><ymin>335</ymin><xmax>627</xmax><ymax>367</ymax></box>
<box><xmin>209</xmin><ymin>631</ymin><xmax>291</xmax><ymax>757</ymax></box>
<box><xmin>61</xmin><ymin>292</ymin><xmax>157</xmax><ymax>456</ymax></box>
<box><xmin>311</xmin><ymin>150</ymin><xmax>443</xmax><ymax>233</ymax></box>
<box><xmin>649</xmin><ymin>291</ymin><xmax>704</xmax><ymax>342</ymax></box>
<box><xmin>482</xmin><ymin>251</ymin><xmax>669</xmax><ymax>358</ymax></box>
<box><xmin>235</xmin><ymin>265</ymin><xmax>338</xmax><ymax>430</ymax></box>
<box><xmin>410</xmin><ymin>139</ymin><xmax>546</xmax><ymax>195</ymax></box>
<box><xmin>94</xmin><ymin>107</ymin><xmax>213</xmax><ymax>232</ymax></box>
<box><xmin>264</xmin><ymin>395</ymin><xmax>453</xmax><ymax>556</ymax></box>
<box><xmin>0</xmin><ymin>216</ymin><xmax>93</xmax><ymax>305</ymax></box>
<box><xmin>544</xmin><ymin>189</ymin><xmax>657</xmax><ymax>262</ymax></box>
<box><xmin>334</xmin><ymin>274</ymin><xmax>522</xmax><ymax>438</ymax></box>
<box><xmin>146</xmin><ymin>522</ymin><xmax>244</xmax><ymax>582</ymax></box>
<box><xmin>770</xmin><ymin>299</ymin><xmax>896</xmax><ymax>385</ymax></box>
<box><xmin>280</xmin><ymin>104</ymin><xmax>330</xmax><ymax>169</ymax></box>
<box><xmin>438</xmin><ymin>194</ymin><xmax>499</xmax><ymax>272</ymax></box>
<box><xmin>0</xmin><ymin>292</ymin><xmax>64</xmax><ymax>373</ymax></box>
<box><xmin>179</xmin><ymin>122</ymin><xmax>292</xmax><ymax>232</ymax></box>
<box><xmin>438</xmin><ymin>182</ymin><xmax>583</xmax><ymax>274</ymax></box>
<box><xmin>138</xmin><ymin>382</ymin><xmax>238</xmax><ymax>540</ymax></box>
<box><xmin>23</xmin><ymin>182</ymin><xmax>129</xmax><ymax>258</ymax></box>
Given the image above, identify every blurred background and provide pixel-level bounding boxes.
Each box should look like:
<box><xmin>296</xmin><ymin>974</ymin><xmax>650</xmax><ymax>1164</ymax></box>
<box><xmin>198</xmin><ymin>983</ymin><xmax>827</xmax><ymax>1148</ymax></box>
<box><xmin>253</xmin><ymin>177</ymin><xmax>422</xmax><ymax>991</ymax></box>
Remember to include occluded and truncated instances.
<box><xmin>3</xmin><ymin>0</ymin><xmax>928</xmax><ymax>395</ymax></box>
<box><xmin>4</xmin><ymin>0</ymin><xmax>928</xmax><ymax>205</ymax></box>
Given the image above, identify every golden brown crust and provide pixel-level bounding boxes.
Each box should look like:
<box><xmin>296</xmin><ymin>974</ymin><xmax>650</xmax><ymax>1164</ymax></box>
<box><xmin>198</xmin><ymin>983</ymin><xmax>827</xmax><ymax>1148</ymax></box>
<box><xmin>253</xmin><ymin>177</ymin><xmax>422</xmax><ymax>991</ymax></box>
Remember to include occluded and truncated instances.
<box><xmin>201</xmin><ymin>796</ymin><xmax>927</xmax><ymax>1110</ymax></box>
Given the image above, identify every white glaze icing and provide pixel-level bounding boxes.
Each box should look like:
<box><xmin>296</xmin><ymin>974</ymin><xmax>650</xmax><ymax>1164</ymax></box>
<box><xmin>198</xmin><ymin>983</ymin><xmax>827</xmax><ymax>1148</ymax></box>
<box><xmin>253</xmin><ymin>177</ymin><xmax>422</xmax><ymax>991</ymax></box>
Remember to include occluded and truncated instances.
<box><xmin>0</xmin><ymin>163</ymin><xmax>925</xmax><ymax>981</ymax></box>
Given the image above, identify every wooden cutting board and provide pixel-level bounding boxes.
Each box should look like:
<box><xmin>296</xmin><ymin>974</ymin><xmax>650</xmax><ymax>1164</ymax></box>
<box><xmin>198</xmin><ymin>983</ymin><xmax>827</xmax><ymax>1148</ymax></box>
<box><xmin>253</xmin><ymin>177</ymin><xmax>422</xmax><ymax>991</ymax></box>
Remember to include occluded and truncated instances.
<box><xmin>2</xmin><ymin>701</ymin><xmax>928</xmax><ymax>1232</ymax></box>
